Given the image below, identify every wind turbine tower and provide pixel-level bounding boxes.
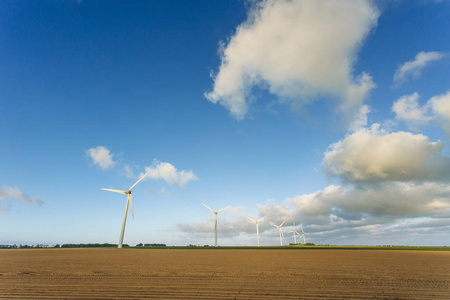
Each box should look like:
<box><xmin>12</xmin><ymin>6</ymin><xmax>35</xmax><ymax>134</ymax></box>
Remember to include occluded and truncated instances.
<box><xmin>101</xmin><ymin>171</ymin><xmax>149</xmax><ymax>248</ymax></box>
<box><xmin>271</xmin><ymin>221</ymin><xmax>285</xmax><ymax>246</ymax></box>
<box><xmin>247</xmin><ymin>216</ymin><xmax>266</xmax><ymax>247</ymax></box>
<box><xmin>300</xmin><ymin>226</ymin><xmax>307</xmax><ymax>244</ymax></box>
<box><xmin>202</xmin><ymin>203</ymin><xmax>231</xmax><ymax>247</ymax></box>
<box><xmin>289</xmin><ymin>222</ymin><xmax>301</xmax><ymax>245</ymax></box>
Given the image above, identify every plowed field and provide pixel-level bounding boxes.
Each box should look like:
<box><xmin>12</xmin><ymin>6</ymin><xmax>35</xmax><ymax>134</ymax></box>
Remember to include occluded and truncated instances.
<box><xmin>0</xmin><ymin>248</ymin><xmax>449</xmax><ymax>299</ymax></box>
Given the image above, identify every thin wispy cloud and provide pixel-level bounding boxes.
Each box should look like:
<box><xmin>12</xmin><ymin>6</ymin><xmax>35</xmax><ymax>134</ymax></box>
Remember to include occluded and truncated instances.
<box><xmin>393</xmin><ymin>51</ymin><xmax>446</xmax><ymax>85</ymax></box>
<box><xmin>0</xmin><ymin>186</ymin><xmax>42</xmax><ymax>210</ymax></box>
<box><xmin>85</xmin><ymin>146</ymin><xmax>116</xmax><ymax>170</ymax></box>
<box><xmin>205</xmin><ymin>0</ymin><xmax>378</xmax><ymax>121</ymax></box>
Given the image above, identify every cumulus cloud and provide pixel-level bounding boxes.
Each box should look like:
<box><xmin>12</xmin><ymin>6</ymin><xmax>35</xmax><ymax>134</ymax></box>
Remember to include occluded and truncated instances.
<box><xmin>141</xmin><ymin>160</ymin><xmax>198</xmax><ymax>187</ymax></box>
<box><xmin>322</xmin><ymin>124</ymin><xmax>450</xmax><ymax>183</ymax></box>
<box><xmin>288</xmin><ymin>182</ymin><xmax>450</xmax><ymax>219</ymax></box>
<box><xmin>429</xmin><ymin>91</ymin><xmax>450</xmax><ymax>132</ymax></box>
<box><xmin>0</xmin><ymin>186</ymin><xmax>42</xmax><ymax>210</ymax></box>
<box><xmin>175</xmin><ymin>181</ymin><xmax>450</xmax><ymax>245</ymax></box>
<box><xmin>393</xmin><ymin>91</ymin><xmax>450</xmax><ymax>133</ymax></box>
<box><xmin>393</xmin><ymin>51</ymin><xmax>446</xmax><ymax>85</ymax></box>
<box><xmin>349</xmin><ymin>105</ymin><xmax>371</xmax><ymax>132</ymax></box>
<box><xmin>85</xmin><ymin>146</ymin><xmax>116</xmax><ymax>170</ymax></box>
<box><xmin>254</xmin><ymin>182</ymin><xmax>450</xmax><ymax>242</ymax></box>
<box><xmin>392</xmin><ymin>93</ymin><xmax>432</xmax><ymax>124</ymax></box>
<box><xmin>205</xmin><ymin>0</ymin><xmax>378</xmax><ymax>119</ymax></box>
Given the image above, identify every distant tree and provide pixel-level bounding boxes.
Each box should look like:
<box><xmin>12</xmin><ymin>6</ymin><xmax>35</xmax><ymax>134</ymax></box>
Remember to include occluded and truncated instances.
<box><xmin>136</xmin><ymin>243</ymin><xmax>143</xmax><ymax>247</ymax></box>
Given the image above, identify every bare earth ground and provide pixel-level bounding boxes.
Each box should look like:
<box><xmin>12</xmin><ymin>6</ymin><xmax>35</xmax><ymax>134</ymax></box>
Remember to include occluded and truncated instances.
<box><xmin>0</xmin><ymin>249</ymin><xmax>449</xmax><ymax>299</ymax></box>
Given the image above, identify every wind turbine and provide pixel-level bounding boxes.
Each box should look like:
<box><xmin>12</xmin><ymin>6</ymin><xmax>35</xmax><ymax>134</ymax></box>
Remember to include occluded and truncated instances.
<box><xmin>289</xmin><ymin>222</ymin><xmax>301</xmax><ymax>245</ymax></box>
<box><xmin>247</xmin><ymin>216</ymin><xmax>266</xmax><ymax>247</ymax></box>
<box><xmin>202</xmin><ymin>203</ymin><xmax>231</xmax><ymax>247</ymax></box>
<box><xmin>299</xmin><ymin>226</ymin><xmax>307</xmax><ymax>244</ymax></box>
<box><xmin>270</xmin><ymin>221</ymin><xmax>285</xmax><ymax>246</ymax></box>
<box><xmin>102</xmin><ymin>171</ymin><xmax>149</xmax><ymax>248</ymax></box>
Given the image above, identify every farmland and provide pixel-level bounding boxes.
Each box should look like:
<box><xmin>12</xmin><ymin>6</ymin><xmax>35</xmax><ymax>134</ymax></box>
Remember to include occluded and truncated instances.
<box><xmin>1</xmin><ymin>248</ymin><xmax>449</xmax><ymax>299</ymax></box>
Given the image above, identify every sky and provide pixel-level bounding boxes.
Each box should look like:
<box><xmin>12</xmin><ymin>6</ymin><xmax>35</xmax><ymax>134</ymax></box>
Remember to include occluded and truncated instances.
<box><xmin>1</xmin><ymin>0</ymin><xmax>449</xmax><ymax>247</ymax></box>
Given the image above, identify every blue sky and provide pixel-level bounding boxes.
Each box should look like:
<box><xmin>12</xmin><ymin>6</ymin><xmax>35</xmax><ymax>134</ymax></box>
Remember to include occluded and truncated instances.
<box><xmin>1</xmin><ymin>0</ymin><xmax>449</xmax><ymax>247</ymax></box>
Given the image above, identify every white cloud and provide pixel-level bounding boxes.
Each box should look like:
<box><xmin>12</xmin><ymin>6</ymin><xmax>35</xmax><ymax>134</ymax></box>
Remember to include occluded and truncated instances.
<box><xmin>429</xmin><ymin>91</ymin><xmax>450</xmax><ymax>132</ymax></box>
<box><xmin>85</xmin><ymin>146</ymin><xmax>115</xmax><ymax>170</ymax></box>
<box><xmin>255</xmin><ymin>182</ymin><xmax>450</xmax><ymax>241</ymax></box>
<box><xmin>392</xmin><ymin>92</ymin><xmax>432</xmax><ymax>124</ymax></box>
<box><xmin>393</xmin><ymin>91</ymin><xmax>450</xmax><ymax>133</ymax></box>
<box><xmin>349</xmin><ymin>105</ymin><xmax>371</xmax><ymax>132</ymax></box>
<box><xmin>205</xmin><ymin>0</ymin><xmax>378</xmax><ymax>119</ymax></box>
<box><xmin>393</xmin><ymin>51</ymin><xmax>446</xmax><ymax>85</ymax></box>
<box><xmin>288</xmin><ymin>182</ymin><xmax>450</xmax><ymax>219</ymax></box>
<box><xmin>175</xmin><ymin>182</ymin><xmax>450</xmax><ymax>245</ymax></box>
<box><xmin>176</xmin><ymin>215</ymin><xmax>257</xmax><ymax>238</ymax></box>
<box><xmin>142</xmin><ymin>160</ymin><xmax>198</xmax><ymax>187</ymax></box>
<box><xmin>322</xmin><ymin>124</ymin><xmax>450</xmax><ymax>183</ymax></box>
<box><xmin>0</xmin><ymin>186</ymin><xmax>42</xmax><ymax>210</ymax></box>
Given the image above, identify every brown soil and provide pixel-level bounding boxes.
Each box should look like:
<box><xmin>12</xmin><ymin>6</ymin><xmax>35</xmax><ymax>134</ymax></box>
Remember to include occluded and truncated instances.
<box><xmin>0</xmin><ymin>248</ymin><xmax>449</xmax><ymax>299</ymax></box>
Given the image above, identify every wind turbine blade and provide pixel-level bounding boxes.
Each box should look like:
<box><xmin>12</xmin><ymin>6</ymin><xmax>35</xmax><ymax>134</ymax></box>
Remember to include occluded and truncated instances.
<box><xmin>101</xmin><ymin>188</ymin><xmax>127</xmax><ymax>194</ymax></box>
<box><xmin>202</xmin><ymin>203</ymin><xmax>216</xmax><ymax>213</ymax></box>
<box><xmin>246</xmin><ymin>216</ymin><xmax>256</xmax><ymax>223</ymax></box>
<box><xmin>271</xmin><ymin>224</ymin><xmax>278</xmax><ymax>228</ymax></box>
<box><xmin>129</xmin><ymin>195</ymin><xmax>134</xmax><ymax>219</ymax></box>
<box><xmin>280</xmin><ymin>221</ymin><xmax>285</xmax><ymax>227</ymax></box>
<box><xmin>257</xmin><ymin>216</ymin><xmax>266</xmax><ymax>222</ymax></box>
<box><xmin>217</xmin><ymin>205</ymin><xmax>231</xmax><ymax>213</ymax></box>
<box><xmin>128</xmin><ymin>171</ymin><xmax>150</xmax><ymax>191</ymax></box>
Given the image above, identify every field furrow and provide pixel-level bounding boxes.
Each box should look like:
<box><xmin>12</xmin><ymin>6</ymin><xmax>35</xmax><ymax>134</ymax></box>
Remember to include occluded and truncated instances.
<box><xmin>0</xmin><ymin>249</ymin><xmax>448</xmax><ymax>299</ymax></box>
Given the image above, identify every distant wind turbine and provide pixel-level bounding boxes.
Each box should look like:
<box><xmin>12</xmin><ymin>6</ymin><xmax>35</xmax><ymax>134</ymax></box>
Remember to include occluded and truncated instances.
<box><xmin>247</xmin><ymin>216</ymin><xmax>266</xmax><ymax>247</ymax></box>
<box><xmin>102</xmin><ymin>171</ymin><xmax>149</xmax><ymax>248</ymax></box>
<box><xmin>299</xmin><ymin>226</ymin><xmax>307</xmax><ymax>244</ymax></box>
<box><xmin>289</xmin><ymin>222</ymin><xmax>301</xmax><ymax>245</ymax></box>
<box><xmin>270</xmin><ymin>221</ymin><xmax>285</xmax><ymax>246</ymax></box>
<box><xmin>202</xmin><ymin>203</ymin><xmax>231</xmax><ymax>247</ymax></box>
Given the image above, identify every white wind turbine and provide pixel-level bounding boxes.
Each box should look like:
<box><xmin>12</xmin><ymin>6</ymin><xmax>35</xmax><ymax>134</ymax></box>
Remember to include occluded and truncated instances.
<box><xmin>102</xmin><ymin>171</ymin><xmax>150</xmax><ymax>248</ymax></box>
<box><xmin>270</xmin><ymin>221</ymin><xmax>285</xmax><ymax>246</ymax></box>
<box><xmin>289</xmin><ymin>222</ymin><xmax>301</xmax><ymax>245</ymax></box>
<box><xmin>247</xmin><ymin>216</ymin><xmax>266</xmax><ymax>247</ymax></box>
<box><xmin>299</xmin><ymin>226</ymin><xmax>307</xmax><ymax>244</ymax></box>
<box><xmin>202</xmin><ymin>203</ymin><xmax>231</xmax><ymax>247</ymax></box>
